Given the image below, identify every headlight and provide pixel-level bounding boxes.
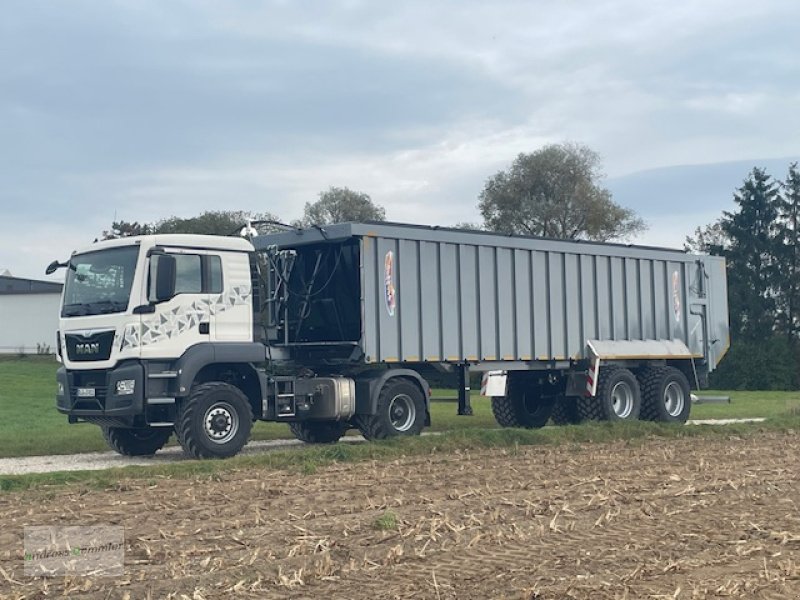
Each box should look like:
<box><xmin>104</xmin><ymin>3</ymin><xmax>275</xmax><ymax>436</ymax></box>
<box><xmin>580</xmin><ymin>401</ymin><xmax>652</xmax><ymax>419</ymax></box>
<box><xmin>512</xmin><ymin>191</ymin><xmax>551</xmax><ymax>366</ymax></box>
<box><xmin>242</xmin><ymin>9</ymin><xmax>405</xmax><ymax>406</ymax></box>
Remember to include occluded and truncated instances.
<box><xmin>115</xmin><ymin>379</ymin><xmax>136</xmax><ymax>396</ymax></box>
<box><xmin>57</xmin><ymin>382</ymin><xmax>65</xmax><ymax>396</ymax></box>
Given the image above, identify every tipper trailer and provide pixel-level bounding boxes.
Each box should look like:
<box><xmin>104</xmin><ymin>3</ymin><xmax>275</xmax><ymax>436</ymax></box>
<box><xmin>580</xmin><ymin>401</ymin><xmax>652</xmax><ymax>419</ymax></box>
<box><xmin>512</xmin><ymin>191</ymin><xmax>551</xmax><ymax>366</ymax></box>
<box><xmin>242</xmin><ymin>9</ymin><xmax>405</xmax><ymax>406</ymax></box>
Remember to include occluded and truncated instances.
<box><xmin>50</xmin><ymin>222</ymin><xmax>729</xmax><ymax>458</ymax></box>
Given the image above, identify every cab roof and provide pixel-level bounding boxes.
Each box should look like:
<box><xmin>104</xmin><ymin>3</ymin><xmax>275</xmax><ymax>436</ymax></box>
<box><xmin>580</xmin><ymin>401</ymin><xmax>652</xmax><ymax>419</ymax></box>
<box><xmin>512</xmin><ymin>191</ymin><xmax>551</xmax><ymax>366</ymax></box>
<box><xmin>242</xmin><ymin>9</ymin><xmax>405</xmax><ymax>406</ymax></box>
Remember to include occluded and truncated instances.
<box><xmin>72</xmin><ymin>234</ymin><xmax>254</xmax><ymax>256</ymax></box>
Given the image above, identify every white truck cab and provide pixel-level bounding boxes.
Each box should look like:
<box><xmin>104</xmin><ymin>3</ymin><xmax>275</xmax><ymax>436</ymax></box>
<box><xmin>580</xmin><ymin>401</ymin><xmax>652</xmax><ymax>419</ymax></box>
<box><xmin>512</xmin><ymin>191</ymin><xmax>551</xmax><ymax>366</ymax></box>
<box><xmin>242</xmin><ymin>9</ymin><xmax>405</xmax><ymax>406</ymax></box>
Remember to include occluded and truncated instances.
<box><xmin>55</xmin><ymin>235</ymin><xmax>273</xmax><ymax>458</ymax></box>
<box><xmin>58</xmin><ymin>235</ymin><xmax>255</xmax><ymax>369</ymax></box>
<box><xmin>54</xmin><ymin>232</ymin><xmax>426</xmax><ymax>459</ymax></box>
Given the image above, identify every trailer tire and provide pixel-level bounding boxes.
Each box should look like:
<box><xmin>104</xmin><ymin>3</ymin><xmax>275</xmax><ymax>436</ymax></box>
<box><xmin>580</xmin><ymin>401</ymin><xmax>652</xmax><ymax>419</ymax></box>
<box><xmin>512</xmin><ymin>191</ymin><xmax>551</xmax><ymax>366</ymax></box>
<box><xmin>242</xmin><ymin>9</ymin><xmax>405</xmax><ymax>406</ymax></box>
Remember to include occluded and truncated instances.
<box><xmin>175</xmin><ymin>382</ymin><xmax>253</xmax><ymax>459</ymax></box>
<box><xmin>491</xmin><ymin>378</ymin><xmax>555</xmax><ymax>429</ymax></box>
<box><xmin>639</xmin><ymin>367</ymin><xmax>691</xmax><ymax>423</ymax></box>
<box><xmin>289</xmin><ymin>421</ymin><xmax>349</xmax><ymax>444</ymax></box>
<box><xmin>577</xmin><ymin>366</ymin><xmax>641</xmax><ymax>421</ymax></box>
<box><xmin>101</xmin><ymin>426</ymin><xmax>171</xmax><ymax>456</ymax></box>
<box><xmin>550</xmin><ymin>396</ymin><xmax>582</xmax><ymax>425</ymax></box>
<box><xmin>356</xmin><ymin>379</ymin><xmax>426</xmax><ymax>440</ymax></box>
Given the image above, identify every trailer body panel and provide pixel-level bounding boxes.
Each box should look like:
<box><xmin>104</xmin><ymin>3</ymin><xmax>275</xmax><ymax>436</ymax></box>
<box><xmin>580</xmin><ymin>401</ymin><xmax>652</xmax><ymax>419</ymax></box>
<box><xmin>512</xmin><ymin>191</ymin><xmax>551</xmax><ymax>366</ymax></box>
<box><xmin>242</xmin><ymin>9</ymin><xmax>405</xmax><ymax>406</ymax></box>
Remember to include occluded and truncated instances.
<box><xmin>254</xmin><ymin>222</ymin><xmax>729</xmax><ymax>373</ymax></box>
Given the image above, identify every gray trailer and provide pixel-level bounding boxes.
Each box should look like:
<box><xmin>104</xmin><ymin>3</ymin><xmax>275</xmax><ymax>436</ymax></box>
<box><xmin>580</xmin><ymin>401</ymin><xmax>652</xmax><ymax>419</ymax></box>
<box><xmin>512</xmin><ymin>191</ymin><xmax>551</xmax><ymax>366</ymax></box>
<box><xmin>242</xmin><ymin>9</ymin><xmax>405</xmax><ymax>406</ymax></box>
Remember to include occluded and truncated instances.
<box><xmin>254</xmin><ymin>221</ymin><xmax>729</xmax><ymax>429</ymax></box>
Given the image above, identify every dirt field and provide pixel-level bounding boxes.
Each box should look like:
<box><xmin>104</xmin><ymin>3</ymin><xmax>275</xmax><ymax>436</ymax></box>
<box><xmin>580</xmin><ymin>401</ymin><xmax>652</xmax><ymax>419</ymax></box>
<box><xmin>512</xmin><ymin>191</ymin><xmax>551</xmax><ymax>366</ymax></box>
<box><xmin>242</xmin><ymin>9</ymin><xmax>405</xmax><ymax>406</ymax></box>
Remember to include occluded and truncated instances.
<box><xmin>1</xmin><ymin>430</ymin><xmax>799</xmax><ymax>599</ymax></box>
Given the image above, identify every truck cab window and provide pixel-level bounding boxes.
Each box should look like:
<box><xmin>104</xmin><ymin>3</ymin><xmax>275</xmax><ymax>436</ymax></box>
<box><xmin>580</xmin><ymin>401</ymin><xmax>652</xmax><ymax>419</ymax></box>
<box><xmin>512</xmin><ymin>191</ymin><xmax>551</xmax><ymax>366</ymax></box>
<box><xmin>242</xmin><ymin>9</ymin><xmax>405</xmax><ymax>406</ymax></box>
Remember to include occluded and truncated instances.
<box><xmin>208</xmin><ymin>255</ymin><xmax>223</xmax><ymax>293</ymax></box>
<box><xmin>148</xmin><ymin>253</ymin><xmax>223</xmax><ymax>300</ymax></box>
<box><xmin>174</xmin><ymin>255</ymin><xmax>203</xmax><ymax>294</ymax></box>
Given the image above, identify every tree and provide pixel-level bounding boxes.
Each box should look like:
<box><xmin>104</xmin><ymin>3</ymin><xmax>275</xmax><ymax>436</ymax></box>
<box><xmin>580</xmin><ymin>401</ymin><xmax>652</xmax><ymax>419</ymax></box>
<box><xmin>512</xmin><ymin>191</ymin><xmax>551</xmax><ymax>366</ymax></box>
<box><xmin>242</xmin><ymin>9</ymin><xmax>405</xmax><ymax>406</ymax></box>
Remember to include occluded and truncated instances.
<box><xmin>452</xmin><ymin>222</ymin><xmax>484</xmax><ymax>231</ymax></box>
<box><xmin>478</xmin><ymin>143</ymin><xmax>645</xmax><ymax>241</ymax></box>
<box><xmin>775</xmin><ymin>163</ymin><xmax>800</xmax><ymax>340</ymax></box>
<box><xmin>719</xmin><ymin>167</ymin><xmax>781</xmax><ymax>341</ymax></box>
<box><xmin>684</xmin><ymin>221</ymin><xmax>727</xmax><ymax>254</ymax></box>
<box><xmin>101</xmin><ymin>220</ymin><xmax>153</xmax><ymax>240</ymax></box>
<box><xmin>686</xmin><ymin>163</ymin><xmax>800</xmax><ymax>390</ymax></box>
<box><xmin>154</xmin><ymin>210</ymin><xmax>283</xmax><ymax>236</ymax></box>
<box><xmin>301</xmin><ymin>187</ymin><xmax>385</xmax><ymax>226</ymax></box>
<box><xmin>101</xmin><ymin>210</ymin><xmax>284</xmax><ymax>240</ymax></box>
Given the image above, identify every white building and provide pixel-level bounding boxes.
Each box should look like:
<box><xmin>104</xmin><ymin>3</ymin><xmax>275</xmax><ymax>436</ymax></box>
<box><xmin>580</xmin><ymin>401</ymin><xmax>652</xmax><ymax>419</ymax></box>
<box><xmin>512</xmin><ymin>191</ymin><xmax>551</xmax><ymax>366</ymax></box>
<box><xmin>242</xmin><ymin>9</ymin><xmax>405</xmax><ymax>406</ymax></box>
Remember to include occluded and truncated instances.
<box><xmin>0</xmin><ymin>274</ymin><xmax>63</xmax><ymax>354</ymax></box>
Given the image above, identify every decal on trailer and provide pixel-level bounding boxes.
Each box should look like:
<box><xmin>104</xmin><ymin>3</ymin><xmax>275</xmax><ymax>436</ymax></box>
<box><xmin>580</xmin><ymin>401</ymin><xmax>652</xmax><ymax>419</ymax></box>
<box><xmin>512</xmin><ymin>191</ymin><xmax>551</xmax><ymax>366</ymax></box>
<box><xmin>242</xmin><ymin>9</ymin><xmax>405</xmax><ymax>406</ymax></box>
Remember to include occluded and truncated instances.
<box><xmin>672</xmin><ymin>270</ymin><xmax>681</xmax><ymax>323</ymax></box>
<box><xmin>384</xmin><ymin>250</ymin><xmax>396</xmax><ymax>317</ymax></box>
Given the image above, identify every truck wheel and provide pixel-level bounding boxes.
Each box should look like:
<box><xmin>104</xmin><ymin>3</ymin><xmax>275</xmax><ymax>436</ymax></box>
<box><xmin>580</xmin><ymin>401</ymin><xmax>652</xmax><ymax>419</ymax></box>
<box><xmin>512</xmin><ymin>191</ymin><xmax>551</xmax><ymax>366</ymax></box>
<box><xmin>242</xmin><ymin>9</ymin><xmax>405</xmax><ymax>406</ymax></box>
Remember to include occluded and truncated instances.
<box><xmin>491</xmin><ymin>379</ymin><xmax>555</xmax><ymax>428</ymax></box>
<box><xmin>175</xmin><ymin>382</ymin><xmax>253</xmax><ymax>459</ymax></box>
<box><xmin>357</xmin><ymin>379</ymin><xmax>426</xmax><ymax>440</ymax></box>
<box><xmin>639</xmin><ymin>367</ymin><xmax>691</xmax><ymax>423</ymax></box>
<box><xmin>101</xmin><ymin>426</ymin><xmax>171</xmax><ymax>456</ymax></box>
<box><xmin>550</xmin><ymin>396</ymin><xmax>582</xmax><ymax>425</ymax></box>
<box><xmin>289</xmin><ymin>421</ymin><xmax>349</xmax><ymax>444</ymax></box>
<box><xmin>577</xmin><ymin>366</ymin><xmax>641</xmax><ymax>421</ymax></box>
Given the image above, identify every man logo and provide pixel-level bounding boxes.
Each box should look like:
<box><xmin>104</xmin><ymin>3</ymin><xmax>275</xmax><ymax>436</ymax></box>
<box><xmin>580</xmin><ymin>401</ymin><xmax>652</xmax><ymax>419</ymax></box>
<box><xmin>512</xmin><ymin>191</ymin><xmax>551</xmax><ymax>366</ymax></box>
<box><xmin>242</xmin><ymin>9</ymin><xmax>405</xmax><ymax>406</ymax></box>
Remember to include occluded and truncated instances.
<box><xmin>75</xmin><ymin>343</ymin><xmax>100</xmax><ymax>355</ymax></box>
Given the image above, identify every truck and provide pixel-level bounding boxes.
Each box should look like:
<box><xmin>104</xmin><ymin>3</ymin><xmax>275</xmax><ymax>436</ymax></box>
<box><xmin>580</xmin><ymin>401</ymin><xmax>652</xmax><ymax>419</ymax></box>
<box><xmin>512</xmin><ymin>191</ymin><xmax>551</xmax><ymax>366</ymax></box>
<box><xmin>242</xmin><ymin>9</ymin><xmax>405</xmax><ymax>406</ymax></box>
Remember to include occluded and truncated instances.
<box><xmin>48</xmin><ymin>222</ymin><xmax>729</xmax><ymax>458</ymax></box>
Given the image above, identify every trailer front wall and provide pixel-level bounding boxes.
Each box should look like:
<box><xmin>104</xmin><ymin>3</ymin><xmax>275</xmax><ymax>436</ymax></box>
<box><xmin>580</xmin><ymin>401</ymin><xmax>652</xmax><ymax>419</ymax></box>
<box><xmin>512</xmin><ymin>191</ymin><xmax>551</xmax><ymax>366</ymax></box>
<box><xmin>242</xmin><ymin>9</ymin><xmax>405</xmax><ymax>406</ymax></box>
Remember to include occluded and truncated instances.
<box><xmin>361</xmin><ymin>234</ymin><xmax>707</xmax><ymax>365</ymax></box>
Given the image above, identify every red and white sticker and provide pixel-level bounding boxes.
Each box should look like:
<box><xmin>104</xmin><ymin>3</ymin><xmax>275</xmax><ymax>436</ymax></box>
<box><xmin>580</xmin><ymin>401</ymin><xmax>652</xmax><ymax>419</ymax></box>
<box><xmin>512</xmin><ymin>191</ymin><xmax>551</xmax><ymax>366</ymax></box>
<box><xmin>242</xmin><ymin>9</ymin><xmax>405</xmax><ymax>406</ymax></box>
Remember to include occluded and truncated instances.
<box><xmin>384</xmin><ymin>250</ymin><xmax>396</xmax><ymax>317</ymax></box>
<box><xmin>672</xmin><ymin>270</ymin><xmax>681</xmax><ymax>323</ymax></box>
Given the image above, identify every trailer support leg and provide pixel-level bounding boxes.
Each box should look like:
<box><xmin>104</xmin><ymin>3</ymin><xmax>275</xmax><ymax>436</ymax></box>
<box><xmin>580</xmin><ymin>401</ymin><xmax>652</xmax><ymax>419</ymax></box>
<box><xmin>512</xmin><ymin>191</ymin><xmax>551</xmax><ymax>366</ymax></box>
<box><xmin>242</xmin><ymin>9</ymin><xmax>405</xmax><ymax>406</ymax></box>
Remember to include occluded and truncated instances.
<box><xmin>457</xmin><ymin>364</ymin><xmax>473</xmax><ymax>416</ymax></box>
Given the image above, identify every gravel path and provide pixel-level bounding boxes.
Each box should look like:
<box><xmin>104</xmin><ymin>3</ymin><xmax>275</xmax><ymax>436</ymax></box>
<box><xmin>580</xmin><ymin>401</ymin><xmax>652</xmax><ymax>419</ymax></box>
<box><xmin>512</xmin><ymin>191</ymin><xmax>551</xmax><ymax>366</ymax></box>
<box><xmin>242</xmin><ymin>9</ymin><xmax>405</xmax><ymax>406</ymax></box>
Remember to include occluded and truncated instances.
<box><xmin>0</xmin><ymin>418</ymin><xmax>766</xmax><ymax>476</ymax></box>
<box><xmin>0</xmin><ymin>436</ymin><xmax>367</xmax><ymax>476</ymax></box>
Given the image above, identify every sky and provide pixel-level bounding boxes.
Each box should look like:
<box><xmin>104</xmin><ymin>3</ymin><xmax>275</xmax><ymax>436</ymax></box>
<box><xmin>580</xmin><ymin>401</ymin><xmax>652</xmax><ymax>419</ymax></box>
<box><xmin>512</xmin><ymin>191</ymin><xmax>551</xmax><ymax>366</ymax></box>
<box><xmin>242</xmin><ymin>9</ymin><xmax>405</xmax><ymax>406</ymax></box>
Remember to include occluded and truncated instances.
<box><xmin>1</xmin><ymin>0</ymin><xmax>799</xmax><ymax>280</ymax></box>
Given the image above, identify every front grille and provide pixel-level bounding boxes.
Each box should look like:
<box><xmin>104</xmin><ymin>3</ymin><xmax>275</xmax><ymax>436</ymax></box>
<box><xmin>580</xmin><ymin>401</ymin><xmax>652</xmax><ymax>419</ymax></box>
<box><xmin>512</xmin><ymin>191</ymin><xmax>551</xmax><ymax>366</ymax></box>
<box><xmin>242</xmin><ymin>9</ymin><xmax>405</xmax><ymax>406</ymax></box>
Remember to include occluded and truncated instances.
<box><xmin>65</xmin><ymin>330</ymin><xmax>115</xmax><ymax>362</ymax></box>
<box><xmin>69</xmin><ymin>370</ymin><xmax>108</xmax><ymax>410</ymax></box>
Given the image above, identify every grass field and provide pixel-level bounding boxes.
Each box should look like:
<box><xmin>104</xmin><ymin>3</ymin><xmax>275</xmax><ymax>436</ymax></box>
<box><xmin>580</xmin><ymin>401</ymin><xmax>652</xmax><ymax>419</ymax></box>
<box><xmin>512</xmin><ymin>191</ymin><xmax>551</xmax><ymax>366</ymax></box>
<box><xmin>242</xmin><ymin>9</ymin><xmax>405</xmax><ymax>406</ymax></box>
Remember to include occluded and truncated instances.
<box><xmin>1</xmin><ymin>355</ymin><xmax>799</xmax><ymax>458</ymax></box>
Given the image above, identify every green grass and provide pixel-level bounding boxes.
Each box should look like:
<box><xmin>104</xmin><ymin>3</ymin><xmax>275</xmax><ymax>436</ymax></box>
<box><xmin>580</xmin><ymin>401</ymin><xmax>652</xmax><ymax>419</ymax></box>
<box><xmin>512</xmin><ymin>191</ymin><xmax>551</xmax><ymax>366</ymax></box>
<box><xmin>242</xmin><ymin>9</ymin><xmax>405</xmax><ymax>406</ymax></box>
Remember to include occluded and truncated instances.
<box><xmin>373</xmin><ymin>511</ymin><xmax>399</xmax><ymax>531</ymax></box>
<box><xmin>1</xmin><ymin>356</ymin><xmax>798</xmax><ymax>459</ymax></box>
<box><xmin>690</xmin><ymin>391</ymin><xmax>800</xmax><ymax>419</ymax></box>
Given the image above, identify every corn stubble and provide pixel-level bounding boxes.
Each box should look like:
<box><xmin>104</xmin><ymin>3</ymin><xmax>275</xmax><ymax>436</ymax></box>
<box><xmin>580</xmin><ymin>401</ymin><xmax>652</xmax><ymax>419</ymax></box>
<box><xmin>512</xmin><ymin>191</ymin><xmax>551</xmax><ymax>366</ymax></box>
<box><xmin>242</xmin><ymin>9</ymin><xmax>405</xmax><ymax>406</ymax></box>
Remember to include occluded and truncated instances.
<box><xmin>1</xmin><ymin>431</ymin><xmax>799</xmax><ymax>598</ymax></box>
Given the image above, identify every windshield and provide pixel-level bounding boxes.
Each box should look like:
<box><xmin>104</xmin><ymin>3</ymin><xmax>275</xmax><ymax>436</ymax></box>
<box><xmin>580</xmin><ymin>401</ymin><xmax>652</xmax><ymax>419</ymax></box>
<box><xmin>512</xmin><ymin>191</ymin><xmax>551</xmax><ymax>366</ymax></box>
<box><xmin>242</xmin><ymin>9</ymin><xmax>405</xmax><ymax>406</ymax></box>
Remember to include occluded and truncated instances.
<box><xmin>62</xmin><ymin>246</ymin><xmax>140</xmax><ymax>317</ymax></box>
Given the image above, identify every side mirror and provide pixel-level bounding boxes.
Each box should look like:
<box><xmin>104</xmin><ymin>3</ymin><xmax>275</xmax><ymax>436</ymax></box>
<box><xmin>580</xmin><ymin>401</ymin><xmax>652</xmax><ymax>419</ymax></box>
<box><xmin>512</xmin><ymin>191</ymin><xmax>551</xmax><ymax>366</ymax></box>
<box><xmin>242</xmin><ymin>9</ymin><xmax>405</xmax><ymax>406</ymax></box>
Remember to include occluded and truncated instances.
<box><xmin>151</xmin><ymin>254</ymin><xmax>176</xmax><ymax>302</ymax></box>
<box><xmin>45</xmin><ymin>260</ymin><xmax>68</xmax><ymax>275</ymax></box>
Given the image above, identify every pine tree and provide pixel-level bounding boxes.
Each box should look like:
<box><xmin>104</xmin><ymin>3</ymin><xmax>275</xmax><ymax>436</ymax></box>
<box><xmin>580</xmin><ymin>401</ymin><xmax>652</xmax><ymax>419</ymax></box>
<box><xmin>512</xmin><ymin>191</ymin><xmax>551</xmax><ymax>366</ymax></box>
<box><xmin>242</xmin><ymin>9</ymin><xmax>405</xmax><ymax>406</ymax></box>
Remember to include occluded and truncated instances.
<box><xmin>775</xmin><ymin>163</ymin><xmax>800</xmax><ymax>341</ymax></box>
<box><xmin>720</xmin><ymin>167</ymin><xmax>781</xmax><ymax>341</ymax></box>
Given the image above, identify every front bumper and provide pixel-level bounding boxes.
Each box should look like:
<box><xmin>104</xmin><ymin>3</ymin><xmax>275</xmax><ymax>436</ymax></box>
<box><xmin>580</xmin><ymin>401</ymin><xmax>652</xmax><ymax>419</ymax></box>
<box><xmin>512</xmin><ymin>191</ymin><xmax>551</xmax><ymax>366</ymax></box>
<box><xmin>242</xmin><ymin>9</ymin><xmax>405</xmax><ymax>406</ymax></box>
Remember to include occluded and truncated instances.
<box><xmin>56</xmin><ymin>362</ymin><xmax>145</xmax><ymax>419</ymax></box>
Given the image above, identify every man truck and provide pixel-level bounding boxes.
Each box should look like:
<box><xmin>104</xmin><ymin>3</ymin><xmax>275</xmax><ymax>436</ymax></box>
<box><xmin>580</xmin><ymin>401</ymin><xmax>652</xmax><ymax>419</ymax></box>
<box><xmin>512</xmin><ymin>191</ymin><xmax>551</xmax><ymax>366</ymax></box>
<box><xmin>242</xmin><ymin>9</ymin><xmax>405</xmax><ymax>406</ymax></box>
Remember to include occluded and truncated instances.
<box><xmin>48</xmin><ymin>222</ymin><xmax>729</xmax><ymax>458</ymax></box>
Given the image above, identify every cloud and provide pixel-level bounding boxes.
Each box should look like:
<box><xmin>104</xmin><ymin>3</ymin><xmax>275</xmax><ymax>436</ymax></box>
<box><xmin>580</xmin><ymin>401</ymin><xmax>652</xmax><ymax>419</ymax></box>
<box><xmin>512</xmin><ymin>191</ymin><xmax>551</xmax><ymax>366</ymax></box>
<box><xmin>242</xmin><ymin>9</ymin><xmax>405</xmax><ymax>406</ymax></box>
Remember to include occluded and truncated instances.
<box><xmin>2</xmin><ymin>0</ymin><xmax>799</xmax><ymax>277</ymax></box>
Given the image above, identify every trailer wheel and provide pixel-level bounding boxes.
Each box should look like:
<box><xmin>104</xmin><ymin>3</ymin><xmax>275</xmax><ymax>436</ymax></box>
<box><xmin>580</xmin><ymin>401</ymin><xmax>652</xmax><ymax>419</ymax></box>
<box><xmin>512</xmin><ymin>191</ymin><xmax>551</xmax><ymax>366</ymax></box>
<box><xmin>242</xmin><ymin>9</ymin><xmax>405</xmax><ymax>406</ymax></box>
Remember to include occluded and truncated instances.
<box><xmin>639</xmin><ymin>367</ymin><xmax>691</xmax><ymax>423</ymax></box>
<box><xmin>175</xmin><ymin>382</ymin><xmax>253</xmax><ymax>459</ymax></box>
<box><xmin>491</xmin><ymin>378</ymin><xmax>555</xmax><ymax>428</ymax></box>
<box><xmin>101</xmin><ymin>426</ymin><xmax>171</xmax><ymax>456</ymax></box>
<box><xmin>550</xmin><ymin>396</ymin><xmax>582</xmax><ymax>425</ymax></box>
<box><xmin>357</xmin><ymin>379</ymin><xmax>426</xmax><ymax>440</ymax></box>
<box><xmin>577</xmin><ymin>366</ymin><xmax>641</xmax><ymax>421</ymax></box>
<box><xmin>289</xmin><ymin>421</ymin><xmax>349</xmax><ymax>444</ymax></box>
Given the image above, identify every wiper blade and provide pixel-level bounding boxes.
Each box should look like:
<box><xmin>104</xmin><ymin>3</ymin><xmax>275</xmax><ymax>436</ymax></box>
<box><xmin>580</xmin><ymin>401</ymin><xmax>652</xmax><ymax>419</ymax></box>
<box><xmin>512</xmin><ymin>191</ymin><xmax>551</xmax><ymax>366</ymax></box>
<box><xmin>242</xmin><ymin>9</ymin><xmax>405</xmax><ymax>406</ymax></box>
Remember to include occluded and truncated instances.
<box><xmin>87</xmin><ymin>300</ymin><xmax>127</xmax><ymax>314</ymax></box>
<box><xmin>62</xmin><ymin>303</ymin><xmax>89</xmax><ymax>316</ymax></box>
<box><xmin>62</xmin><ymin>301</ymin><xmax>127</xmax><ymax>316</ymax></box>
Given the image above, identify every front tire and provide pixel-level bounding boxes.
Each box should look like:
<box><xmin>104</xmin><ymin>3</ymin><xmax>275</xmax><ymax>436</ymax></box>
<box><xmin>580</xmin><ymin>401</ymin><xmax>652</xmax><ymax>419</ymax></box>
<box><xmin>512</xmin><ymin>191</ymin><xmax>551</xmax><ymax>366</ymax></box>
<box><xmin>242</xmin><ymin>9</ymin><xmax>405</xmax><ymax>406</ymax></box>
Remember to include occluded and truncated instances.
<box><xmin>289</xmin><ymin>421</ymin><xmax>349</xmax><ymax>444</ymax></box>
<box><xmin>102</xmin><ymin>426</ymin><xmax>171</xmax><ymax>456</ymax></box>
<box><xmin>491</xmin><ymin>377</ymin><xmax>555</xmax><ymax>429</ymax></box>
<box><xmin>357</xmin><ymin>379</ymin><xmax>426</xmax><ymax>440</ymax></box>
<box><xmin>639</xmin><ymin>367</ymin><xmax>691</xmax><ymax>423</ymax></box>
<box><xmin>175</xmin><ymin>382</ymin><xmax>253</xmax><ymax>459</ymax></box>
<box><xmin>577</xmin><ymin>366</ymin><xmax>641</xmax><ymax>421</ymax></box>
